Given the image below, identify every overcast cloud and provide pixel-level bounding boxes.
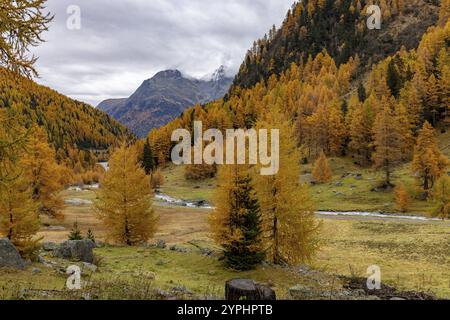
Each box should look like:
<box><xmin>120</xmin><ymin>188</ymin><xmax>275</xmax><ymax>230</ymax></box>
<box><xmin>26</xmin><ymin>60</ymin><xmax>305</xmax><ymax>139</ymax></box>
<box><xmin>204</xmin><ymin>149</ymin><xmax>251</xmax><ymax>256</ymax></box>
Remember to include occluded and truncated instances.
<box><xmin>32</xmin><ymin>0</ymin><xmax>294</xmax><ymax>106</ymax></box>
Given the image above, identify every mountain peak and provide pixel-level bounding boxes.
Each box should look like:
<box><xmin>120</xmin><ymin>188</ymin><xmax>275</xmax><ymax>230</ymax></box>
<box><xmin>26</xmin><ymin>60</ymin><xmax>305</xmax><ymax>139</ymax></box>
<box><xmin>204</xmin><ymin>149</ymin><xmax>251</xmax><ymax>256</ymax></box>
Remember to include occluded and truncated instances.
<box><xmin>98</xmin><ymin>67</ymin><xmax>234</xmax><ymax>137</ymax></box>
<box><xmin>211</xmin><ymin>65</ymin><xmax>226</xmax><ymax>82</ymax></box>
<box><xmin>153</xmin><ymin>69</ymin><xmax>183</xmax><ymax>79</ymax></box>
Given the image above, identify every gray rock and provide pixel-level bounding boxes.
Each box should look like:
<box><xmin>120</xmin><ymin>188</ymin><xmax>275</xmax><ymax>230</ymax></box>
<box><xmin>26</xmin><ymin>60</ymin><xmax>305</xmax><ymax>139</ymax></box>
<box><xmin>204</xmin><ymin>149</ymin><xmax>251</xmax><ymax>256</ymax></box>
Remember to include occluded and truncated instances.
<box><xmin>52</xmin><ymin>240</ymin><xmax>95</xmax><ymax>263</ymax></box>
<box><xmin>42</xmin><ymin>242</ymin><xmax>58</xmax><ymax>251</ymax></box>
<box><xmin>390</xmin><ymin>297</ymin><xmax>406</xmax><ymax>300</ymax></box>
<box><xmin>32</xmin><ymin>267</ymin><xmax>42</xmax><ymax>274</ymax></box>
<box><xmin>289</xmin><ymin>284</ymin><xmax>314</xmax><ymax>298</ymax></box>
<box><xmin>82</xmin><ymin>262</ymin><xmax>98</xmax><ymax>273</ymax></box>
<box><xmin>335</xmin><ymin>181</ymin><xmax>344</xmax><ymax>187</ymax></box>
<box><xmin>156</xmin><ymin>240</ymin><xmax>166</xmax><ymax>249</ymax></box>
<box><xmin>169</xmin><ymin>245</ymin><xmax>188</xmax><ymax>253</ymax></box>
<box><xmin>200</xmin><ymin>247</ymin><xmax>214</xmax><ymax>256</ymax></box>
<box><xmin>225</xmin><ymin>279</ymin><xmax>276</xmax><ymax>300</ymax></box>
<box><xmin>0</xmin><ymin>238</ymin><xmax>25</xmax><ymax>269</ymax></box>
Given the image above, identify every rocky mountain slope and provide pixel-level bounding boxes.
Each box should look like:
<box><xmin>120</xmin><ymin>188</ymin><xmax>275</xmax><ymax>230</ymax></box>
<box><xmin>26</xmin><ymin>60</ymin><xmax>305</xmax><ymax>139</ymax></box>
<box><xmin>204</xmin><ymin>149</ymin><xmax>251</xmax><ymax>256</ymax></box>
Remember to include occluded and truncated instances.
<box><xmin>98</xmin><ymin>66</ymin><xmax>233</xmax><ymax>137</ymax></box>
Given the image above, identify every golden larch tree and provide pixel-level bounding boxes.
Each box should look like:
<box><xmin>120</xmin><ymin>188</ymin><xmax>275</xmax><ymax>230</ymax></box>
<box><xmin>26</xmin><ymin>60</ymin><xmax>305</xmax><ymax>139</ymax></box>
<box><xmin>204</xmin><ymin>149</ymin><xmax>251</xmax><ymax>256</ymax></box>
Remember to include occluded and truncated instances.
<box><xmin>254</xmin><ymin>107</ymin><xmax>321</xmax><ymax>265</ymax></box>
<box><xmin>394</xmin><ymin>184</ymin><xmax>410</xmax><ymax>213</ymax></box>
<box><xmin>349</xmin><ymin>95</ymin><xmax>375</xmax><ymax>166</ymax></box>
<box><xmin>412</xmin><ymin>121</ymin><xmax>449</xmax><ymax>192</ymax></box>
<box><xmin>0</xmin><ymin>0</ymin><xmax>53</xmax><ymax>77</ymax></box>
<box><xmin>312</xmin><ymin>151</ymin><xmax>332</xmax><ymax>183</ymax></box>
<box><xmin>95</xmin><ymin>144</ymin><xmax>157</xmax><ymax>245</ymax></box>
<box><xmin>372</xmin><ymin>100</ymin><xmax>404</xmax><ymax>186</ymax></box>
<box><xmin>21</xmin><ymin>126</ymin><xmax>64</xmax><ymax>218</ymax></box>
<box><xmin>0</xmin><ymin>161</ymin><xmax>40</xmax><ymax>257</ymax></box>
<box><xmin>431</xmin><ymin>175</ymin><xmax>450</xmax><ymax>220</ymax></box>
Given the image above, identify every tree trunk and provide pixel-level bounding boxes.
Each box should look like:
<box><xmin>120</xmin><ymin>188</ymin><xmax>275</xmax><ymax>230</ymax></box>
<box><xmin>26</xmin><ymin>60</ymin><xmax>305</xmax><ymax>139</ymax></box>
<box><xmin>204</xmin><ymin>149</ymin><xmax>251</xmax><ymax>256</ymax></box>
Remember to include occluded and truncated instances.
<box><xmin>225</xmin><ymin>279</ymin><xmax>276</xmax><ymax>300</ymax></box>
<box><xmin>273</xmin><ymin>216</ymin><xmax>279</xmax><ymax>263</ymax></box>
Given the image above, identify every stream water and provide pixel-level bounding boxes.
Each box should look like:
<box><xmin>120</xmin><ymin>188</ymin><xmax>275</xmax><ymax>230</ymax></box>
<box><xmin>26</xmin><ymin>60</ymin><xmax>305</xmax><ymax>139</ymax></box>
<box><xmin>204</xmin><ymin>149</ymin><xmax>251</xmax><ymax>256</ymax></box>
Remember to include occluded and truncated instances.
<box><xmin>154</xmin><ymin>192</ymin><xmax>439</xmax><ymax>221</ymax></box>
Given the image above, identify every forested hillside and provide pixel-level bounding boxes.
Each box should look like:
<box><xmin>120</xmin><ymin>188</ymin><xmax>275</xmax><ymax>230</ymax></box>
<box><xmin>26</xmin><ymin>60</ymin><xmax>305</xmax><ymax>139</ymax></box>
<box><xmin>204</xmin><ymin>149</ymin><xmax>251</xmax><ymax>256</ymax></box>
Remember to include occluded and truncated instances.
<box><xmin>148</xmin><ymin>0</ymin><xmax>449</xmax><ymax>187</ymax></box>
<box><xmin>230</xmin><ymin>0</ymin><xmax>440</xmax><ymax>92</ymax></box>
<box><xmin>0</xmin><ymin>68</ymin><xmax>134</xmax><ymax>168</ymax></box>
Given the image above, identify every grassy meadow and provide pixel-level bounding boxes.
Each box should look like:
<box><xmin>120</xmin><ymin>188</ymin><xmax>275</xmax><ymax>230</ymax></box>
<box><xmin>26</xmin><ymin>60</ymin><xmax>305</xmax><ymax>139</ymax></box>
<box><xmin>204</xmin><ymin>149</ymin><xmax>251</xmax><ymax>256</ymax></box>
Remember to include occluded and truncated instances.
<box><xmin>1</xmin><ymin>161</ymin><xmax>449</xmax><ymax>299</ymax></box>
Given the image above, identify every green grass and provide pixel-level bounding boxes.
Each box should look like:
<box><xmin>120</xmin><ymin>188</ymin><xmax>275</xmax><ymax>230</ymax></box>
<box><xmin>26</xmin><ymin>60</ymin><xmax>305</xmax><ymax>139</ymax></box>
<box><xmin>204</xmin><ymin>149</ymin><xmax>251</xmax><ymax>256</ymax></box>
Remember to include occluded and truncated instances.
<box><xmin>160</xmin><ymin>157</ymin><xmax>440</xmax><ymax>215</ymax></box>
<box><xmin>159</xmin><ymin>164</ymin><xmax>216</xmax><ymax>202</ymax></box>
<box><xmin>2</xmin><ymin>216</ymin><xmax>449</xmax><ymax>299</ymax></box>
<box><xmin>304</xmin><ymin>157</ymin><xmax>437</xmax><ymax>215</ymax></box>
<box><xmin>315</xmin><ymin>218</ymin><xmax>450</xmax><ymax>298</ymax></box>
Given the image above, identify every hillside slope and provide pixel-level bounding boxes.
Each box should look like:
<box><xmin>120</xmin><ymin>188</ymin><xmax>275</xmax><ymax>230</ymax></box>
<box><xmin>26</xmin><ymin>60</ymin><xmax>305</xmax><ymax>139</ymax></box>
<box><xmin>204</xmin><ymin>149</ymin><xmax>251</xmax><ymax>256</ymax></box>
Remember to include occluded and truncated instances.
<box><xmin>0</xmin><ymin>68</ymin><xmax>134</xmax><ymax>167</ymax></box>
<box><xmin>230</xmin><ymin>0</ymin><xmax>439</xmax><ymax>92</ymax></box>
<box><xmin>98</xmin><ymin>67</ymin><xmax>233</xmax><ymax>137</ymax></box>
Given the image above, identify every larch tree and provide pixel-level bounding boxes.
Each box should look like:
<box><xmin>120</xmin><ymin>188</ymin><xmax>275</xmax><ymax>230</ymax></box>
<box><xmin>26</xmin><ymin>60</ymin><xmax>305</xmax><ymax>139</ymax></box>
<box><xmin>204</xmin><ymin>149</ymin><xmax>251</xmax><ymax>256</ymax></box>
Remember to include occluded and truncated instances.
<box><xmin>21</xmin><ymin>126</ymin><xmax>64</xmax><ymax>218</ymax></box>
<box><xmin>209</xmin><ymin>164</ymin><xmax>264</xmax><ymax>270</ymax></box>
<box><xmin>312</xmin><ymin>151</ymin><xmax>332</xmax><ymax>183</ymax></box>
<box><xmin>0</xmin><ymin>0</ymin><xmax>53</xmax><ymax>77</ymax></box>
<box><xmin>94</xmin><ymin>144</ymin><xmax>157</xmax><ymax>246</ymax></box>
<box><xmin>372</xmin><ymin>99</ymin><xmax>404</xmax><ymax>187</ymax></box>
<box><xmin>431</xmin><ymin>175</ymin><xmax>450</xmax><ymax>220</ymax></box>
<box><xmin>394</xmin><ymin>184</ymin><xmax>410</xmax><ymax>213</ymax></box>
<box><xmin>0</xmin><ymin>164</ymin><xmax>40</xmax><ymax>257</ymax></box>
<box><xmin>412</xmin><ymin>122</ymin><xmax>449</xmax><ymax>193</ymax></box>
<box><xmin>349</xmin><ymin>95</ymin><xmax>375</xmax><ymax>166</ymax></box>
<box><xmin>254</xmin><ymin>107</ymin><xmax>321</xmax><ymax>265</ymax></box>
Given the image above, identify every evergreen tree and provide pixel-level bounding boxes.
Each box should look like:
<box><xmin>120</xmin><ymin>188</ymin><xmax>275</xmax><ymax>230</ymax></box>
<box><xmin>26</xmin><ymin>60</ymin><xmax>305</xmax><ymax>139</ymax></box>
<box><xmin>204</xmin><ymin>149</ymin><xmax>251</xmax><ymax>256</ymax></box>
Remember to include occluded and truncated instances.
<box><xmin>357</xmin><ymin>82</ymin><xmax>366</xmax><ymax>102</ymax></box>
<box><xmin>312</xmin><ymin>151</ymin><xmax>332</xmax><ymax>183</ymax></box>
<box><xmin>209</xmin><ymin>165</ymin><xmax>264</xmax><ymax>270</ymax></box>
<box><xmin>387</xmin><ymin>59</ymin><xmax>402</xmax><ymax>98</ymax></box>
<box><xmin>68</xmin><ymin>221</ymin><xmax>83</xmax><ymax>241</ymax></box>
<box><xmin>372</xmin><ymin>100</ymin><xmax>404</xmax><ymax>186</ymax></box>
<box><xmin>412</xmin><ymin>122</ymin><xmax>449</xmax><ymax>193</ymax></box>
<box><xmin>86</xmin><ymin>228</ymin><xmax>96</xmax><ymax>243</ymax></box>
<box><xmin>142</xmin><ymin>139</ymin><xmax>155</xmax><ymax>175</ymax></box>
<box><xmin>94</xmin><ymin>144</ymin><xmax>158</xmax><ymax>245</ymax></box>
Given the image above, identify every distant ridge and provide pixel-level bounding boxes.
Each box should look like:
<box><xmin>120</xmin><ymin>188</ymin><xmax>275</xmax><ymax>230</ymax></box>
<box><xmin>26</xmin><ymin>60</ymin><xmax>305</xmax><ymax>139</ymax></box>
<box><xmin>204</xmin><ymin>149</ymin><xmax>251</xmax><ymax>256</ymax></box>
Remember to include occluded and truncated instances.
<box><xmin>98</xmin><ymin>66</ymin><xmax>234</xmax><ymax>137</ymax></box>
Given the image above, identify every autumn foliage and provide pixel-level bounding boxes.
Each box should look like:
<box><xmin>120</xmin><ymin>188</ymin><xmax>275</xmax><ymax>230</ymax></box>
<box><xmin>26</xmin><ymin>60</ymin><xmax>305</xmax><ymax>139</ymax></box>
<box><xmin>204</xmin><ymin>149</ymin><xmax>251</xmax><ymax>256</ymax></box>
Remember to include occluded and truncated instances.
<box><xmin>394</xmin><ymin>184</ymin><xmax>410</xmax><ymax>213</ymax></box>
<box><xmin>312</xmin><ymin>151</ymin><xmax>332</xmax><ymax>184</ymax></box>
<box><xmin>95</xmin><ymin>144</ymin><xmax>158</xmax><ymax>245</ymax></box>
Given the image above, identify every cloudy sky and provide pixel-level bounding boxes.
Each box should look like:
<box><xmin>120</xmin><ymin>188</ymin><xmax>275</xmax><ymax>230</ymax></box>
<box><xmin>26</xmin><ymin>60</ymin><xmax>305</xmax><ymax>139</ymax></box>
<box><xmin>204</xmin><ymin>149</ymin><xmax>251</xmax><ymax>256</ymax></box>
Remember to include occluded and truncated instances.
<box><xmin>32</xmin><ymin>0</ymin><xmax>295</xmax><ymax>106</ymax></box>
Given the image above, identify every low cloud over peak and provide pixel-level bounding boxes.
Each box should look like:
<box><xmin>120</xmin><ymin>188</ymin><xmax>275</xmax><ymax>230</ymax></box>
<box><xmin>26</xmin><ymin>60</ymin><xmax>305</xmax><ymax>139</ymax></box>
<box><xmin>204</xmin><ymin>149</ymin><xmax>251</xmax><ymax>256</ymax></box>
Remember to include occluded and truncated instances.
<box><xmin>32</xmin><ymin>0</ymin><xmax>294</xmax><ymax>106</ymax></box>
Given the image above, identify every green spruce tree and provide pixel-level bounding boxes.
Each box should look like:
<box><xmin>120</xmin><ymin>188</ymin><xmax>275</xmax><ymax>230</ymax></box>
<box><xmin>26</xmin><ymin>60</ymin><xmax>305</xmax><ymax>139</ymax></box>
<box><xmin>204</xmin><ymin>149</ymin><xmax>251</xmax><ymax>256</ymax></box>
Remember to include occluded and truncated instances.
<box><xmin>142</xmin><ymin>139</ymin><xmax>155</xmax><ymax>175</ymax></box>
<box><xmin>68</xmin><ymin>221</ymin><xmax>83</xmax><ymax>240</ymax></box>
<box><xmin>210</xmin><ymin>166</ymin><xmax>264</xmax><ymax>270</ymax></box>
<box><xmin>86</xmin><ymin>228</ymin><xmax>96</xmax><ymax>243</ymax></box>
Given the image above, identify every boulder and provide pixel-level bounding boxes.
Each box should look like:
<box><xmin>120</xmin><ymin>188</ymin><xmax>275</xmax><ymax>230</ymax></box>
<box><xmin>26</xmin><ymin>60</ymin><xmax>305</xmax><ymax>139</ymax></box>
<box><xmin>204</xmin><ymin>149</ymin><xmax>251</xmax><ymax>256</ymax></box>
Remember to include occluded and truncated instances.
<box><xmin>225</xmin><ymin>279</ymin><xmax>276</xmax><ymax>300</ymax></box>
<box><xmin>0</xmin><ymin>238</ymin><xmax>25</xmax><ymax>269</ymax></box>
<box><xmin>289</xmin><ymin>284</ymin><xmax>314</xmax><ymax>299</ymax></box>
<box><xmin>42</xmin><ymin>242</ymin><xmax>58</xmax><ymax>251</ymax></box>
<box><xmin>32</xmin><ymin>267</ymin><xmax>42</xmax><ymax>274</ymax></box>
<box><xmin>156</xmin><ymin>240</ymin><xmax>166</xmax><ymax>249</ymax></box>
<box><xmin>52</xmin><ymin>239</ymin><xmax>95</xmax><ymax>263</ymax></box>
<box><xmin>82</xmin><ymin>262</ymin><xmax>98</xmax><ymax>273</ymax></box>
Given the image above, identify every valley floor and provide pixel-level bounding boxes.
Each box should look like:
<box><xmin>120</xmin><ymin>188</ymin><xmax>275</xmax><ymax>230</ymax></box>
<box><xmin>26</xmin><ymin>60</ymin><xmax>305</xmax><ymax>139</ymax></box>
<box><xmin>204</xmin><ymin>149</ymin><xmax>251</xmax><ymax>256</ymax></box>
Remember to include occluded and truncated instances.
<box><xmin>3</xmin><ymin>182</ymin><xmax>447</xmax><ymax>299</ymax></box>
